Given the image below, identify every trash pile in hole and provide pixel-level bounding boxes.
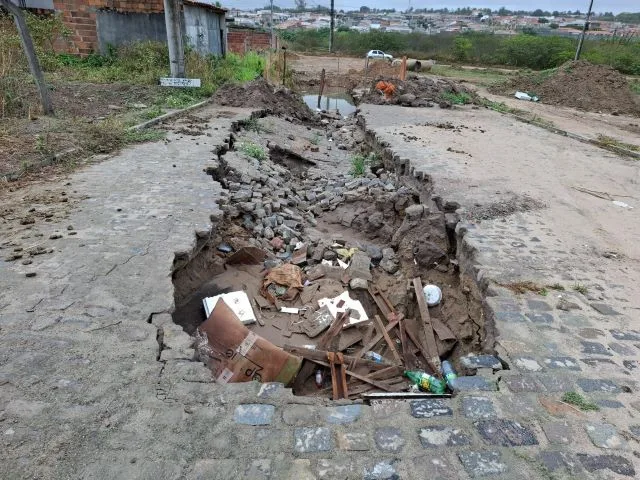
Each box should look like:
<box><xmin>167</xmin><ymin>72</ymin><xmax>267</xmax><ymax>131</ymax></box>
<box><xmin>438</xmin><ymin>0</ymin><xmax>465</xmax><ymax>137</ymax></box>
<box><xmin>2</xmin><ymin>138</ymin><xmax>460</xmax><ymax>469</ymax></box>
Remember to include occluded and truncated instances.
<box><xmin>192</xmin><ymin>122</ymin><xmax>491</xmax><ymax>400</ymax></box>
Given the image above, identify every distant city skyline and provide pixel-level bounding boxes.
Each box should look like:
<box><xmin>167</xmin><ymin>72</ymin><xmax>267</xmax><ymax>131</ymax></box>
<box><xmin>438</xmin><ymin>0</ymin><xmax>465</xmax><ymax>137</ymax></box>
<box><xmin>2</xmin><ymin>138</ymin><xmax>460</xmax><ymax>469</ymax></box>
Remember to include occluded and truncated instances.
<box><xmin>223</xmin><ymin>1</ymin><xmax>637</xmax><ymax>15</ymax></box>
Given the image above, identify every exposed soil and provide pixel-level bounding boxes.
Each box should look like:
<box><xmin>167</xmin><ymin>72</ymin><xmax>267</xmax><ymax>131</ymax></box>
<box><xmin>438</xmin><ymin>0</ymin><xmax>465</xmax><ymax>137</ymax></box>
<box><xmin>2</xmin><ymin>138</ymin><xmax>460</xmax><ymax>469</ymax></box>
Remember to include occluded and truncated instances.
<box><xmin>359</xmin><ymin>74</ymin><xmax>479</xmax><ymax>108</ymax></box>
<box><xmin>490</xmin><ymin>60</ymin><xmax>640</xmax><ymax>116</ymax></box>
<box><xmin>171</xmin><ymin>109</ymin><xmax>487</xmax><ymax>399</ymax></box>
<box><xmin>212</xmin><ymin>78</ymin><xmax>316</xmax><ymax>122</ymax></box>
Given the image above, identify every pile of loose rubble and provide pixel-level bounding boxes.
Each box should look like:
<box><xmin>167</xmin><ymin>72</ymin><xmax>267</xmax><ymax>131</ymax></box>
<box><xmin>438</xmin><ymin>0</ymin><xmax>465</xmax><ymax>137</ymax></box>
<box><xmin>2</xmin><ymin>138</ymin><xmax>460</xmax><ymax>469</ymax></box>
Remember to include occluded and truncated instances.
<box><xmin>358</xmin><ymin>75</ymin><xmax>478</xmax><ymax>108</ymax></box>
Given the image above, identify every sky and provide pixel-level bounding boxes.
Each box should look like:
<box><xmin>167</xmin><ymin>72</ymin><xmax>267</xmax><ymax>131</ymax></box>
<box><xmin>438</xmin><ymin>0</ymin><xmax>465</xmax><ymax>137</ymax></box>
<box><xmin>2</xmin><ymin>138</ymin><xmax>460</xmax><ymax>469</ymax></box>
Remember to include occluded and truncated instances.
<box><xmin>224</xmin><ymin>1</ymin><xmax>637</xmax><ymax>14</ymax></box>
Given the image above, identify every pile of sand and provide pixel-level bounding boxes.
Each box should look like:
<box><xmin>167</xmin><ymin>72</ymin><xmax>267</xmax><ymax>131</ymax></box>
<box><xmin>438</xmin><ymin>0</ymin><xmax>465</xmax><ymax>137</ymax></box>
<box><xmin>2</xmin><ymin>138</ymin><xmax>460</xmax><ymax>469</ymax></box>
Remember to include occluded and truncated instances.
<box><xmin>490</xmin><ymin>60</ymin><xmax>640</xmax><ymax>116</ymax></box>
<box><xmin>213</xmin><ymin>78</ymin><xmax>316</xmax><ymax>122</ymax></box>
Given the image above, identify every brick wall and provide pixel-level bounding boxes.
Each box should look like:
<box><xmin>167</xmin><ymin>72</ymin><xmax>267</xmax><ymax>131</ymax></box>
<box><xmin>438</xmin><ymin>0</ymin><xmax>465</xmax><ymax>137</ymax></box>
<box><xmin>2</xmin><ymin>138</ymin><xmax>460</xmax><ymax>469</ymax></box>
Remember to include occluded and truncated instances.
<box><xmin>52</xmin><ymin>0</ymin><xmax>165</xmax><ymax>54</ymax></box>
<box><xmin>227</xmin><ymin>29</ymin><xmax>271</xmax><ymax>54</ymax></box>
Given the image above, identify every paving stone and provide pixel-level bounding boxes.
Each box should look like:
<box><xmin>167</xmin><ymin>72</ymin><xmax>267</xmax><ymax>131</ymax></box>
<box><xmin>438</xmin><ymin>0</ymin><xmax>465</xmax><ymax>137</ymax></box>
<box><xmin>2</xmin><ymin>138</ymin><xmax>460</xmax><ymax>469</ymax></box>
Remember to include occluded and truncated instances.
<box><xmin>461</xmin><ymin>396</ymin><xmax>496</xmax><ymax>419</ymax></box>
<box><xmin>453</xmin><ymin>376</ymin><xmax>498</xmax><ymax>392</ymax></box>
<box><xmin>245</xmin><ymin>459</ymin><xmax>272</xmax><ymax>480</ymax></box>
<box><xmin>578</xmin><ymin>327</ymin><xmax>605</xmax><ymax>339</ymax></box>
<box><xmin>623</xmin><ymin>360</ymin><xmax>638</xmax><ymax>371</ymax></box>
<box><xmin>577</xmin><ymin>378</ymin><xmax>621</xmax><ymax>393</ymax></box>
<box><xmin>493</xmin><ymin>311</ymin><xmax>526</xmax><ymax>323</ymax></box>
<box><xmin>233</xmin><ymin>404</ymin><xmax>275</xmax><ymax>425</ymax></box>
<box><xmin>458</xmin><ymin>450</ymin><xmax>507</xmax><ymax>477</ymax></box>
<box><xmin>418</xmin><ymin>426</ymin><xmax>471</xmax><ymax>448</ymax></box>
<box><xmin>581</xmin><ymin>357</ymin><xmax>617</xmax><ymax>368</ymax></box>
<box><xmin>609</xmin><ymin>342</ymin><xmax>636</xmax><ymax>356</ymax></box>
<box><xmin>542</xmin><ymin>422</ymin><xmax>572</xmax><ymax>445</ymax></box>
<box><xmin>294</xmin><ymin>427</ymin><xmax>334</xmax><ymax>453</ymax></box>
<box><xmin>537</xmin><ymin>375</ymin><xmax>575</xmax><ymax>392</ymax></box>
<box><xmin>585</xmin><ymin>423</ymin><xmax>627</xmax><ymax>449</ymax></box>
<box><xmin>374</xmin><ymin>427</ymin><xmax>405</xmax><ymax>452</ymax></box>
<box><xmin>188</xmin><ymin>459</ymin><xmax>240</xmax><ymax>480</ymax></box>
<box><xmin>411</xmin><ymin>454</ymin><xmax>457</xmax><ymax>480</ymax></box>
<box><xmin>486</xmin><ymin>297</ymin><xmax>521</xmax><ymax>312</ymax></box>
<box><xmin>499</xmin><ymin>394</ymin><xmax>540</xmax><ymax>417</ymax></box>
<box><xmin>577</xmin><ymin>454</ymin><xmax>636</xmax><ymax>476</ymax></box>
<box><xmin>502</xmin><ymin>375</ymin><xmax>542</xmax><ymax>393</ymax></box>
<box><xmin>257</xmin><ymin>383</ymin><xmax>284</xmax><ymax>399</ymax></box>
<box><xmin>629</xmin><ymin>426</ymin><xmax>640</xmax><ymax>436</ymax></box>
<box><xmin>610</xmin><ymin>329</ymin><xmax>640</xmax><ymax>341</ymax></box>
<box><xmin>559</xmin><ymin>313</ymin><xmax>592</xmax><ymax>327</ymax></box>
<box><xmin>325</xmin><ymin>405</ymin><xmax>362</xmax><ymax>424</ymax></box>
<box><xmin>283</xmin><ymin>404</ymin><xmax>319</xmax><ymax>426</ymax></box>
<box><xmin>337</xmin><ymin>431</ymin><xmax>370</xmax><ymax>451</ymax></box>
<box><xmin>476</xmin><ymin>419</ymin><xmax>538</xmax><ymax>446</ymax></box>
<box><xmin>581</xmin><ymin>341</ymin><xmax>613</xmax><ymax>356</ymax></box>
<box><xmin>460</xmin><ymin>354</ymin><xmax>502</xmax><ymax>370</ymax></box>
<box><xmin>597</xmin><ymin>399</ymin><xmax>624</xmax><ymax>409</ymax></box>
<box><xmin>527</xmin><ymin>299</ymin><xmax>552</xmax><ymax>311</ymax></box>
<box><xmin>316</xmin><ymin>458</ymin><xmax>353</xmax><ymax>479</ymax></box>
<box><xmin>590</xmin><ymin>303</ymin><xmax>620</xmax><ymax>315</ymax></box>
<box><xmin>542</xmin><ymin>356</ymin><xmax>581</xmax><ymax>371</ymax></box>
<box><xmin>410</xmin><ymin>399</ymin><xmax>453</xmax><ymax>418</ymax></box>
<box><xmin>537</xmin><ymin>451</ymin><xmax>582</xmax><ymax>474</ymax></box>
<box><xmin>525</xmin><ymin>312</ymin><xmax>554</xmax><ymax>323</ymax></box>
<box><xmin>286</xmin><ymin>459</ymin><xmax>316</xmax><ymax>480</ymax></box>
<box><xmin>513</xmin><ymin>356</ymin><xmax>543</xmax><ymax>372</ymax></box>
<box><xmin>363</xmin><ymin>459</ymin><xmax>399</xmax><ymax>480</ymax></box>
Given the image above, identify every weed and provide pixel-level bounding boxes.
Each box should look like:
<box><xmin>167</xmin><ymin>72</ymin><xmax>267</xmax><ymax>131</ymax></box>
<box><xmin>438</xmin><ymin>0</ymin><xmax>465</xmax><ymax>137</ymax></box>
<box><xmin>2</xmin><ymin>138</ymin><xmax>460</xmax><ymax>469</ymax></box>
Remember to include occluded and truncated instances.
<box><xmin>349</xmin><ymin>154</ymin><xmax>372</xmax><ymax>177</ymax></box>
<box><xmin>538</xmin><ymin>288</ymin><xmax>548</xmax><ymax>296</ymax></box>
<box><xmin>547</xmin><ymin>283</ymin><xmax>565</xmax><ymax>291</ymax></box>
<box><xmin>242</xmin><ymin>117</ymin><xmax>265</xmax><ymax>133</ymax></box>
<box><xmin>573</xmin><ymin>283</ymin><xmax>588</xmax><ymax>295</ymax></box>
<box><xmin>163</xmin><ymin>91</ymin><xmax>199</xmax><ymax>109</ymax></box>
<box><xmin>500</xmin><ymin>281</ymin><xmax>545</xmax><ymax>295</ymax></box>
<box><xmin>595</xmin><ymin>134</ymin><xmax>640</xmax><ymax>152</ymax></box>
<box><xmin>140</xmin><ymin>105</ymin><xmax>165</xmax><ymax>120</ymax></box>
<box><xmin>240</xmin><ymin>142</ymin><xmax>267</xmax><ymax>161</ymax></box>
<box><xmin>561</xmin><ymin>391</ymin><xmax>600</xmax><ymax>411</ymax></box>
<box><xmin>441</xmin><ymin>91</ymin><xmax>472</xmax><ymax>105</ymax></box>
<box><xmin>309</xmin><ymin>132</ymin><xmax>321</xmax><ymax>145</ymax></box>
<box><xmin>124</xmin><ymin>128</ymin><xmax>165</xmax><ymax>143</ymax></box>
<box><xmin>34</xmin><ymin>133</ymin><xmax>52</xmax><ymax>157</ymax></box>
<box><xmin>631</xmin><ymin>80</ymin><xmax>640</xmax><ymax>95</ymax></box>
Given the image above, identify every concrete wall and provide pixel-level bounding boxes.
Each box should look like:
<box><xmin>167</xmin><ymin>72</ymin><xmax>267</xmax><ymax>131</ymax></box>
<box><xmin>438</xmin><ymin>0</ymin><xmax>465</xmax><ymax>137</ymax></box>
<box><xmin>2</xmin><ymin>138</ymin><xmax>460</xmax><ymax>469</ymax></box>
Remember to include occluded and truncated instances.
<box><xmin>183</xmin><ymin>5</ymin><xmax>225</xmax><ymax>57</ymax></box>
<box><xmin>227</xmin><ymin>29</ymin><xmax>271</xmax><ymax>54</ymax></box>
<box><xmin>96</xmin><ymin>11</ymin><xmax>167</xmax><ymax>54</ymax></box>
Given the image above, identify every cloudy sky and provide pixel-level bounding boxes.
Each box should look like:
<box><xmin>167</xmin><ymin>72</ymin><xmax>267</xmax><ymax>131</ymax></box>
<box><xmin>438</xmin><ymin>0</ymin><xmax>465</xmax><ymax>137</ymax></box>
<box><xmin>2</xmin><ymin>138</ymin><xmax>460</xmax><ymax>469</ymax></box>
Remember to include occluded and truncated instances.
<box><xmin>224</xmin><ymin>1</ymin><xmax>636</xmax><ymax>14</ymax></box>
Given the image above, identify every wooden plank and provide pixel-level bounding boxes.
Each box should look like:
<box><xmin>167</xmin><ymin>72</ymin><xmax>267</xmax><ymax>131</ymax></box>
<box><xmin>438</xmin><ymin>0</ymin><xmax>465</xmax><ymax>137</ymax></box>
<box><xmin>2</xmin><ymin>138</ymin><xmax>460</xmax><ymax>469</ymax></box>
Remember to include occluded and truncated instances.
<box><xmin>367</xmin><ymin>286</ymin><xmax>395</xmax><ymax>319</ymax></box>
<box><xmin>372</xmin><ymin>315</ymin><xmax>403</xmax><ymax>365</ymax></box>
<box><xmin>328</xmin><ymin>352</ymin><xmax>348</xmax><ymax>400</ymax></box>
<box><xmin>284</xmin><ymin>345</ymin><xmax>389</xmax><ymax>370</ymax></box>
<box><xmin>308</xmin><ymin>359</ymin><xmax>398</xmax><ymax>392</ymax></box>
<box><xmin>366</xmin><ymin>366</ymin><xmax>404</xmax><ymax>381</ymax></box>
<box><xmin>354</xmin><ymin>319</ymin><xmax>399</xmax><ymax>360</ymax></box>
<box><xmin>404</xmin><ymin>319</ymin><xmax>437</xmax><ymax>375</ymax></box>
<box><xmin>399</xmin><ymin>318</ymin><xmax>419</xmax><ymax>370</ymax></box>
<box><xmin>431</xmin><ymin>316</ymin><xmax>457</xmax><ymax>341</ymax></box>
<box><xmin>337</xmin><ymin>328</ymin><xmax>364</xmax><ymax>351</ymax></box>
<box><xmin>292</xmin><ymin>312</ymin><xmax>349</xmax><ymax>393</ymax></box>
<box><xmin>413</xmin><ymin>277</ymin><xmax>441</xmax><ymax>373</ymax></box>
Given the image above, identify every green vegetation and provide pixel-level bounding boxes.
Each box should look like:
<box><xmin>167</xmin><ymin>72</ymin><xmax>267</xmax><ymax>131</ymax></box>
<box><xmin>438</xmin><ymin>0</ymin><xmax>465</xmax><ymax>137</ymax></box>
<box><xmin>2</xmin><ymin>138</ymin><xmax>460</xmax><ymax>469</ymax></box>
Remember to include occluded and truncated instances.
<box><xmin>441</xmin><ymin>91</ymin><xmax>473</xmax><ymax>105</ymax></box>
<box><xmin>309</xmin><ymin>132</ymin><xmax>321</xmax><ymax>145</ymax></box>
<box><xmin>561</xmin><ymin>391</ymin><xmax>600</xmax><ymax>411</ymax></box>
<box><xmin>77</xmin><ymin>117</ymin><xmax>164</xmax><ymax>154</ymax></box>
<box><xmin>140</xmin><ymin>105</ymin><xmax>166</xmax><ymax>120</ymax></box>
<box><xmin>240</xmin><ymin>142</ymin><xmax>267</xmax><ymax>161</ymax></box>
<box><xmin>349</xmin><ymin>152</ymin><xmax>379</xmax><ymax>176</ymax></box>
<box><xmin>547</xmin><ymin>283</ymin><xmax>565</xmax><ymax>291</ymax></box>
<box><xmin>573</xmin><ymin>283</ymin><xmax>588</xmax><ymax>295</ymax></box>
<box><xmin>596</xmin><ymin>134</ymin><xmax>640</xmax><ymax>152</ymax></box>
<box><xmin>631</xmin><ymin>79</ymin><xmax>640</xmax><ymax>95</ymax></box>
<box><xmin>281</xmin><ymin>29</ymin><xmax>640</xmax><ymax>75</ymax></box>
<box><xmin>430</xmin><ymin>65</ymin><xmax>510</xmax><ymax>86</ymax></box>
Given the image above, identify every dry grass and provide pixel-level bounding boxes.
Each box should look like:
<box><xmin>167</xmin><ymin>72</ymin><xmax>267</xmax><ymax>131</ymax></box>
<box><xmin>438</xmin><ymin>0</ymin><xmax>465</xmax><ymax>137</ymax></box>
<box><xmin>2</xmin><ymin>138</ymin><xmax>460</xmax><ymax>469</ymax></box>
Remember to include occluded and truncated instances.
<box><xmin>499</xmin><ymin>280</ymin><xmax>546</xmax><ymax>295</ymax></box>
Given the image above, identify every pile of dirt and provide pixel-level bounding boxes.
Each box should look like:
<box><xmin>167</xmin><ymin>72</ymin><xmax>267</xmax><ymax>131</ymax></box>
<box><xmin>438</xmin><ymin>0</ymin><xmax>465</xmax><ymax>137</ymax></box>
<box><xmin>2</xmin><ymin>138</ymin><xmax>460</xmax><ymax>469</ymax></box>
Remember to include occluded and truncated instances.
<box><xmin>359</xmin><ymin>75</ymin><xmax>478</xmax><ymax>108</ymax></box>
<box><xmin>212</xmin><ymin>78</ymin><xmax>316</xmax><ymax>122</ymax></box>
<box><xmin>490</xmin><ymin>61</ymin><xmax>640</xmax><ymax>116</ymax></box>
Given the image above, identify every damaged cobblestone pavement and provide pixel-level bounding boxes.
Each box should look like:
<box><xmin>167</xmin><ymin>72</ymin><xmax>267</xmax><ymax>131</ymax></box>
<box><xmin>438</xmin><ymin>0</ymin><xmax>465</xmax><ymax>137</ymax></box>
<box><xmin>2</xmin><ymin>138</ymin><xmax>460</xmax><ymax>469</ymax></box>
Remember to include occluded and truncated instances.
<box><xmin>1</xmin><ymin>78</ymin><xmax>639</xmax><ymax>479</ymax></box>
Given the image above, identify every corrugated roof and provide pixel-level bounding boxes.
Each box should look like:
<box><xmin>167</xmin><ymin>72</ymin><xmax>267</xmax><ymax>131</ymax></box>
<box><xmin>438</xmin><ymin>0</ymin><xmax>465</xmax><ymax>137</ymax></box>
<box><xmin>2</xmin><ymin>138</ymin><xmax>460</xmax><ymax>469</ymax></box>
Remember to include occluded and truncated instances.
<box><xmin>183</xmin><ymin>0</ymin><xmax>227</xmax><ymax>14</ymax></box>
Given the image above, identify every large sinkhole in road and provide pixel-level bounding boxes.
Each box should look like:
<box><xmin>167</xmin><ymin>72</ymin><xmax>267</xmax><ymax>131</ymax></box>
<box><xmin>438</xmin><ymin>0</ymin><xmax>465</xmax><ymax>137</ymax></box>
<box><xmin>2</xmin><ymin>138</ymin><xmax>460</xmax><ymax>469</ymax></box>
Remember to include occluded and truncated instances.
<box><xmin>171</xmin><ymin>114</ymin><xmax>488</xmax><ymax>399</ymax></box>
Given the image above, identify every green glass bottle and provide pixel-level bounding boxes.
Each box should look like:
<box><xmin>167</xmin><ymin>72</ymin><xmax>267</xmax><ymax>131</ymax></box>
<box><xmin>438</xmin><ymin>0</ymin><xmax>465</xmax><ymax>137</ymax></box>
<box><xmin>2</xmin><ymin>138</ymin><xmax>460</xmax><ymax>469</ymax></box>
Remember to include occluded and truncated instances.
<box><xmin>404</xmin><ymin>370</ymin><xmax>445</xmax><ymax>394</ymax></box>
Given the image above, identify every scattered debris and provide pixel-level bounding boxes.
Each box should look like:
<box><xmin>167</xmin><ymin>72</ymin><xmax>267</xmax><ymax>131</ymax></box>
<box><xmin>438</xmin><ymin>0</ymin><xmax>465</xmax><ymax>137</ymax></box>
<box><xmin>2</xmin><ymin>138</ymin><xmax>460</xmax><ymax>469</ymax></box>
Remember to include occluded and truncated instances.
<box><xmin>514</xmin><ymin>91</ymin><xmax>538</xmax><ymax>102</ymax></box>
<box><xmin>203</xmin><ymin>291</ymin><xmax>257</xmax><ymax>325</ymax></box>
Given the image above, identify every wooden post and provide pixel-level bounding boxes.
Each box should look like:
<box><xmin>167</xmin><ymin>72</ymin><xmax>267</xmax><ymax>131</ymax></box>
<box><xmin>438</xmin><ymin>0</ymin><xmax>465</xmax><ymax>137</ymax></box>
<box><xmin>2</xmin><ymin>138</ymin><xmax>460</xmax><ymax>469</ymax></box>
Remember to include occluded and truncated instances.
<box><xmin>1</xmin><ymin>0</ymin><xmax>53</xmax><ymax>116</ymax></box>
<box><xmin>400</xmin><ymin>56</ymin><xmax>407</xmax><ymax>81</ymax></box>
<box><xmin>412</xmin><ymin>277</ymin><xmax>441</xmax><ymax>374</ymax></box>
<box><xmin>317</xmin><ymin>68</ymin><xmax>326</xmax><ymax>109</ymax></box>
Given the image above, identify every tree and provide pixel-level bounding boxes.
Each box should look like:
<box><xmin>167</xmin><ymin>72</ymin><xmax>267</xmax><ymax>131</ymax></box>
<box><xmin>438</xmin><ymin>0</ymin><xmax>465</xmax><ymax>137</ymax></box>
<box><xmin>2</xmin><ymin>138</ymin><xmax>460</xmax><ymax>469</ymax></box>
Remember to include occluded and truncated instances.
<box><xmin>549</xmin><ymin>23</ymin><xmax>559</xmax><ymax>29</ymax></box>
<box><xmin>453</xmin><ymin>36</ymin><xmax>472</xmax><ymax>62</ymax></box>
<box><xmin>538</xmin><ymin>17</ymin><xmax>549</xmax><ymax>23</ymax></box>
<box><xmin>294</xmin><ymin>0</ymin><xmax>306</xmax><ymax>10</ymax></box>
<box><xmin>0</xmin><ymin>0</ymin><xmax>53</xmax><ymax>115</ymax></box>
<box><xmin>360</xmin><ymin>6</ymin><xmax>370</xmax><ymax>13</ymax></box>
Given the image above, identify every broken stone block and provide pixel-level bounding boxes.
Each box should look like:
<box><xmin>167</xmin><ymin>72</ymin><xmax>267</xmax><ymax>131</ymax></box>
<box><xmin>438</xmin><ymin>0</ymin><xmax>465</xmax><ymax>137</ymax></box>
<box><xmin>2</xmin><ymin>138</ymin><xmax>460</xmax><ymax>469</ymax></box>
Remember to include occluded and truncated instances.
<box><xmin>405</xmin><ymin>204</ymin><xmax>425</xmax><ymax>220</ymax></box>
<box><xmin>349</xmin><ymin>278</ymin><xmax>368</xmax><ymax>290</ymax></box>
<box><xmin>347</xmin><ymin>251</ymin><xmax>372</xmax><ymax>281</ymax></box>
<box><xmin>301</xmin><ymin>306</ymin><xmax>333</xmax><ymax>338</ymax></box>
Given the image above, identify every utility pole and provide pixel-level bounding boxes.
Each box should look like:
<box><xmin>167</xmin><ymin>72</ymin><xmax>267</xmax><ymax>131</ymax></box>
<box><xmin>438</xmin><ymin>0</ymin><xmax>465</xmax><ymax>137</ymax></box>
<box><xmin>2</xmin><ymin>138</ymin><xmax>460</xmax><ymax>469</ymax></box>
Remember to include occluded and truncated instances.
<box><xmin>0</xmin><ymin>0</ymin><xmax>53</xmax><ymax>115</ymax></box>
<box><xmin>574</xmin><ymin>0</ymin><xmax>594</xmax><ymax>60</ymax></box>
<box><xmin>329</xmin><ymin>0</ymin><xmax>335</xmax><ymax>53</ymax></box>
<box><xmin>270</xmin><ymin>0</ymin><xmax>274</xmax><ymax>48</ymax></box>
<box><xmin>163</xmin><ymin>0</ymin><xmax>185</xmax><ymax>77</ymax></box>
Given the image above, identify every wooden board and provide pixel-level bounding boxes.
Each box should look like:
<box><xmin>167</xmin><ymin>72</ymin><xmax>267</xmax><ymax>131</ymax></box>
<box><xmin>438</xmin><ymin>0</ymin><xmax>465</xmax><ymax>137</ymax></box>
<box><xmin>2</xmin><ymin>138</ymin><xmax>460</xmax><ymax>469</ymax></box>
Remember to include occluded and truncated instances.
<box><xmin>412</xmin><ymin>277</ymin><xmax>442</xmax><ymax>373</ymax></box>
<box><xmin>372</xmin><ymin>315</ymin><xmax>403</xmax><ymax>365</ymax></box>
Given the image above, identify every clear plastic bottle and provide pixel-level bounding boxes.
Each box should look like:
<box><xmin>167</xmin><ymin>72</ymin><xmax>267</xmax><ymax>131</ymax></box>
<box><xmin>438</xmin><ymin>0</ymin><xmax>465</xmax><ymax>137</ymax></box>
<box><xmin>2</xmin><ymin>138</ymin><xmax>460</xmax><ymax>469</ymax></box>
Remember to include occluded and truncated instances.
<box><xmin>441</xmin><ymin>360</ymin><xmax>458</xmax><ymax>390</ymax></box>
<box><xmin>364</xmin><ymin>351</ymin><xmax>384</xmax><ymax>363</ymax></box>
